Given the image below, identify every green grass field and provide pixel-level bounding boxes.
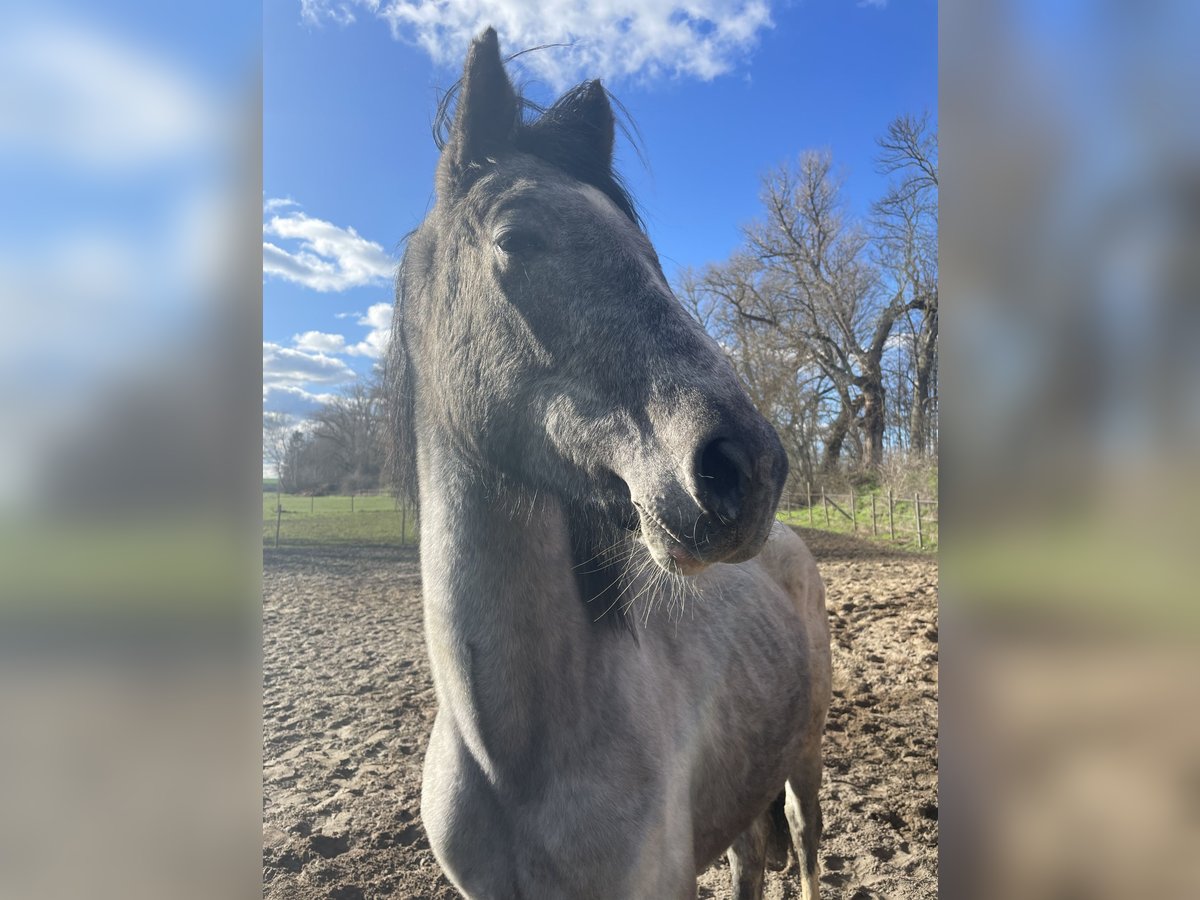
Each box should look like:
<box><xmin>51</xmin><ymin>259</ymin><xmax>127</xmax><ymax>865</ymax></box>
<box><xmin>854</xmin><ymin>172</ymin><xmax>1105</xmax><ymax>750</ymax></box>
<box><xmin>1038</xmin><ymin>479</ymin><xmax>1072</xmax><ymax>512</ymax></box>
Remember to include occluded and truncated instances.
<box><xmin>264</xmin><ymin>492</ymin><xmax>417</xmax><ymax>546</ymax></box>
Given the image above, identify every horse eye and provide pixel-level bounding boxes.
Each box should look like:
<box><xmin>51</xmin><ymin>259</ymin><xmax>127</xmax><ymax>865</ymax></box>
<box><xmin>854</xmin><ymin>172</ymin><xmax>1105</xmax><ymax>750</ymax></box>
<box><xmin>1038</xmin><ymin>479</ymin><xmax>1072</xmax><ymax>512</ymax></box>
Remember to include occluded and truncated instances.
<box><xmin>494</xmin><ymin>229</ymin><xmax>541</xmax><ymax>255</ymax></box>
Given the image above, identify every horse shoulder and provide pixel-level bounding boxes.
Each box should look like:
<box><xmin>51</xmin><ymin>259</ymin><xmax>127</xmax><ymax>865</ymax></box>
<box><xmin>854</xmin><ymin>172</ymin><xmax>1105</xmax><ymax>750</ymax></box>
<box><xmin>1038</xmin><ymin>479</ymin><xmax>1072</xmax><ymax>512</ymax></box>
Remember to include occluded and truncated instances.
<box><xmin>754</xmin><ymin>523</ymin><xmax>829</xmax><ymax>649</ymax></box>
<box><xmin>751</xmin><ymin>523</ymin><xmax>832</xmax><ymax>734</ymax></box>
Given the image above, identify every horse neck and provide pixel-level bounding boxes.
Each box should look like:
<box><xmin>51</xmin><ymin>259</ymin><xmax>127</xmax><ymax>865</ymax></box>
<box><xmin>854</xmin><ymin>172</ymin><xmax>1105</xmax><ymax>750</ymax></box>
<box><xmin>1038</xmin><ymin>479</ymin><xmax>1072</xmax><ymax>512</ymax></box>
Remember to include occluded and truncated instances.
<box><xmin>416</xmin><ymin>439</ymin><xmax>602</xmax><ymax>781</ymax></box>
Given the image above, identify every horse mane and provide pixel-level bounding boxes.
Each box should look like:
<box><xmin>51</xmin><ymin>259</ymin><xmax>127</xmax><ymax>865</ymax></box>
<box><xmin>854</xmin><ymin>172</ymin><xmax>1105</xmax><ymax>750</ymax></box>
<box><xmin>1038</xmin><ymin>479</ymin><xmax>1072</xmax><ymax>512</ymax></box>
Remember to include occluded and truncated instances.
<box><xmin>384</xmin><ymin>241</ymin><xmax>418</xmax><ymax>507</ymax></box>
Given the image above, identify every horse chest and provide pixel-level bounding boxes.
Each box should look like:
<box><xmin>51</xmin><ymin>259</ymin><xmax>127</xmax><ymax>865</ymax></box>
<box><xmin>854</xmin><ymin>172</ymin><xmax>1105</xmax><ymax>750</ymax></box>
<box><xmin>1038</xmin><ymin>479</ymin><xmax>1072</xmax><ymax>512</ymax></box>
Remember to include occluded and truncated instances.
<box><xmin>422</xmin><ymin>706</ymin><xmax>694</xmax><ymax>899</ymax></box>
<box><xmin>421</xmin><ymin>602</ymin><xmax>808</xmax><ymax>896</ymax></box>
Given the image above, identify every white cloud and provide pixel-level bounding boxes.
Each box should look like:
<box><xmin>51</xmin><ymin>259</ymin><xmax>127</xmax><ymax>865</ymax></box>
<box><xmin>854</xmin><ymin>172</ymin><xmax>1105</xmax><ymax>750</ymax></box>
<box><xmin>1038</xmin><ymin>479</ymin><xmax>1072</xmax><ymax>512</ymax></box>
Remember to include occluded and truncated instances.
<box><xmin>263</xmin><ymin>383</ymin><xmax>341</xmax><ymax>418</ymax></box>
<box><xmin>292</xmin><ymin>330</ymin><xmax>348</xmax><ymax>353</ymax></box>
<box><xmin>346</xmin><ymin>301</ymin><xmax>392</xmax><ymax>358</ymax></box>
<box><xmin>264</xmin><ymin>196</ymin><xmax>300</xmax><ymax>213</ymax></box>
<box><xmin>299</xmin><ymin>1</ymin><xmax>774</xmax><ymax>86</ymax></box>
<box><xmin>263</xmin><ymin>338</ymin><xmax>357</xmax><ymax>440</ymax></box>
<box><xmin>263</xmin><ymin>341</ymin><xmax>357</xmax><ymax>387</ymax></box>
<box><xmin>263</xmin><ymin>210</ymin><xmax>395</xmax><ymax>292</ymax></box>
<box><xmin>301</xmin><ymin>0</ymin><xmax>372</xmax><ymax>26</ymax></box>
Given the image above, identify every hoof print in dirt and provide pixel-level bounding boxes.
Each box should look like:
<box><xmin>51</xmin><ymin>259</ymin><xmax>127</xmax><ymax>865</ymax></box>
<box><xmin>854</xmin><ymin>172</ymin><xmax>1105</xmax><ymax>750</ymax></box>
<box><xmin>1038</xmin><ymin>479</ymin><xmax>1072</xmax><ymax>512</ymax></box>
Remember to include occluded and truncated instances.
<box><xmin>820</xmin><ymin>871</ymin><xmax>850</xmax><ymax>889</ymax></box>
<box><xmin>265</xmin><ymin>848</ymin><xmax>306</xmax><ymax>874</ymax></box>
<box><xmin>397</xmin><ymin>823</ymin><xmax>426</xmax><ymax>847</ymax></box>
<box><xmin>369</xmin><ymin>823</ymin><xmax>425</xmax><ymax>850</ymax></box>
<box><xmin>868</xmin><ymin>808</ymin><xmax>908</xmax><ymax>832</ymax></box>
<box><xmin>309</xmin><ymin>833</ymin><xmax>350</xmax><ymax>859</ymax></box>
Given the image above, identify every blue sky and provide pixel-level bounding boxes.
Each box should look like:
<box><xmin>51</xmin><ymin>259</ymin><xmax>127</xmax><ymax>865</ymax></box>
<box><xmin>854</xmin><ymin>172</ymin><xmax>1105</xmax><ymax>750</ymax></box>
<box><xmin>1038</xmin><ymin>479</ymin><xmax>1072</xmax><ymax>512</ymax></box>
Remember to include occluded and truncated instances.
<box><xmin>263</xmin><ymin>0</ymin><xmax>937</xmax><ymax>422</ymax></box>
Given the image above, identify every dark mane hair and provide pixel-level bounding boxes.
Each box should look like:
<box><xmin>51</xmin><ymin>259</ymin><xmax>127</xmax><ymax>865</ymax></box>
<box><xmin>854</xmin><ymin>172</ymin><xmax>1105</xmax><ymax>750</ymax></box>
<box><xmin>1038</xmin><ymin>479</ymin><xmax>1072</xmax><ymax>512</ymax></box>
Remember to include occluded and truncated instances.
<box><xmin>432</xmin><ymin>71</ymin><xmax>644</xmax><ymax>229</ymax></box>
<box><xmin>384</xmin><ymin>243</ymin><xmax>418</xmax><ymax>506</ymax></box>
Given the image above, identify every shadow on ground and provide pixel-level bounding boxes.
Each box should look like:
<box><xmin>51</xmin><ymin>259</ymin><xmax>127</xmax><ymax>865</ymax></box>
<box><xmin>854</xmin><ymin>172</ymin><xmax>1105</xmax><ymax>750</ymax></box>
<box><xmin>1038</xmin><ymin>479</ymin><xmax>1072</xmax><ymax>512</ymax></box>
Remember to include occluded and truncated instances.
<box><xmin>788</xmin><ymin>526</ymin><xmax>930</xmax><ymax>563</ymax></box>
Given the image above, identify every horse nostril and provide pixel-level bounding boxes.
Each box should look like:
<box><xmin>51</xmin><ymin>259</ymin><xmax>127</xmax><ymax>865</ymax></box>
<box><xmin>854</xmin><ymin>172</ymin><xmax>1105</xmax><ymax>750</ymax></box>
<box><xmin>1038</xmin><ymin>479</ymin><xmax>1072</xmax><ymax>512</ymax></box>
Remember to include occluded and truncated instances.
<box><xmin>697</xmin><ymin>438</ymin><xmax>751</xmax><ymax>524</ymax></box>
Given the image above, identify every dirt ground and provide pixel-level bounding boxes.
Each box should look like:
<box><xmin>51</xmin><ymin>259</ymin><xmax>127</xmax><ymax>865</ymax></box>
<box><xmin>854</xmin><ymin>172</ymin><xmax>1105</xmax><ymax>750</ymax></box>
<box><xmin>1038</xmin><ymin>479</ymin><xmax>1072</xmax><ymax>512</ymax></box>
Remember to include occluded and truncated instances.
<box><xmin>263</xmin><ymin>528</ymin><xmax>938</xmax><ymax>899</ymax></box>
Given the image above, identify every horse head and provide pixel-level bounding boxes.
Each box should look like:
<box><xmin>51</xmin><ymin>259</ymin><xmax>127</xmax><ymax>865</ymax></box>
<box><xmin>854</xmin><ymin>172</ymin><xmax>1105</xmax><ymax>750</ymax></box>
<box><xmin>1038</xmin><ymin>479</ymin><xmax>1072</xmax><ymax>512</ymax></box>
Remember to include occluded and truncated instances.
<box><xmin>390</xmin><ymin>27</ymin><xmax>787</xmax><ymax>575</ymax></box>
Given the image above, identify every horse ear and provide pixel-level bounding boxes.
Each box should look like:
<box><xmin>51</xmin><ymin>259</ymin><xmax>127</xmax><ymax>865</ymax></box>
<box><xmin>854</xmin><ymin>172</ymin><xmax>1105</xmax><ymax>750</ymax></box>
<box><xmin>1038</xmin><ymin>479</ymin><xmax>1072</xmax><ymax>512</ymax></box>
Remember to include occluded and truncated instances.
<box><xmin>444</xmin><ymin>28</ymin><xmax>518</xmax><ymax>182</ymax></box>
<box><xmin>529</xmin><ymin>80</ymin><xmax>616</xmax><ymax>174</ymax></box>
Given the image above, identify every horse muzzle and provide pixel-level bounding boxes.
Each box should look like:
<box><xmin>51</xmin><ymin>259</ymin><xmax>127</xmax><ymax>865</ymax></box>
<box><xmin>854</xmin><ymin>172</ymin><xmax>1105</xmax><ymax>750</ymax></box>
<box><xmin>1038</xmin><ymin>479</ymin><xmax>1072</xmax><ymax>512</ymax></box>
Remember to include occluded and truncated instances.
<box><xmin>630</xmin><ymin>418</ymin><xmax>788</xmax><ymax>575</ymax></box>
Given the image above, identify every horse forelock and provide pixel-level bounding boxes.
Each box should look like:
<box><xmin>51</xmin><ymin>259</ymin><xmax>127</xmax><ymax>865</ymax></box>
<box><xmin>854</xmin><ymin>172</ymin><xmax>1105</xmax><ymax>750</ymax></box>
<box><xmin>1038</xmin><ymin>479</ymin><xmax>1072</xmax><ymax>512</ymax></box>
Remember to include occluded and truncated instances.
<box><xmin>433</xmin><ymin>74</ymin><xmax>642</xmax><ymax>231</ymax></box>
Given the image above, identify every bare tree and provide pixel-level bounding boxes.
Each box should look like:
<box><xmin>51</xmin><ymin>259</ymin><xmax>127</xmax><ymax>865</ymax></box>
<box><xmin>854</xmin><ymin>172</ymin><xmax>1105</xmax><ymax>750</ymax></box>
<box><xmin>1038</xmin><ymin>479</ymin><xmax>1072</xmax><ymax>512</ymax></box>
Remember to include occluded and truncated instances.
<box><xmin>263</xmin><ymin>412</ymin><xmax>293</xmax><ymax>507</ymax></box>
<box><xmin>680</xmin><ymin>257</ymin><xmax>829</xmax><ymax>487</ymax></box>
<box><xmin>738</xmin><ymin>150</ymin><xmax>913</xmax><ymax>471</ymax></box>
<box><xmin>277</xmin><ymin>430</ymin><xmax>307</xmax><ymax>492</ymax></box>
<box><xmin>874</xmin><ymin>113</ymin><xmax>939</xmax><ymax>456</ymax></box>
<box><xmin>308</xmin><ymin>379</ymin><xmax>386</xmax><ymax>493</ymax></box>
<box><xmin>686</xmin><ymin>120</ymin><xmax>938</xmax><ymax>477</ymax></box>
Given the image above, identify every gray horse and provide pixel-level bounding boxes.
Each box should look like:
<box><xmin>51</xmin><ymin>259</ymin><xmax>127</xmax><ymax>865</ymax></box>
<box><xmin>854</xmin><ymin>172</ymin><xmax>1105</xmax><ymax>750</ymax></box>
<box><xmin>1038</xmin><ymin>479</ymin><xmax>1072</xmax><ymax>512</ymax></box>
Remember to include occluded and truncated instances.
<box><xmin>386</xmin><ymin>28</ymin><xmax>831</xmax><ymax>900</ymax></box>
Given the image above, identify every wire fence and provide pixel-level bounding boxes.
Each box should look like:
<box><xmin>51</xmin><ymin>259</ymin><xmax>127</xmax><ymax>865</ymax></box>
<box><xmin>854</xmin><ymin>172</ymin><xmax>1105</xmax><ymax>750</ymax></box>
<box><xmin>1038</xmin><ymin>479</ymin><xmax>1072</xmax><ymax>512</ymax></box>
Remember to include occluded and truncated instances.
<box><xmin>777</xmin><ymin>483</ymin><xmax>938</xmax><ymax>549</ymax></box>
<box><xmin>263</xmin><ymin>484</ymin><xmax>937</xmax><ymax>551</ymax></box>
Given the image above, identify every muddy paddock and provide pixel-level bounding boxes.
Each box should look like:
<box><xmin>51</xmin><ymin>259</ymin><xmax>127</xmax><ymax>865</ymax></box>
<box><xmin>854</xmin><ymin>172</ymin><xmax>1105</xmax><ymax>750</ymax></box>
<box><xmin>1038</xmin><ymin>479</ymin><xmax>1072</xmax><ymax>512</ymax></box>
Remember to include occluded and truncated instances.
<box><xmin>263</xmin><ymin>528</ymin><xmax>938</xmax><ymax>899</ymax></box>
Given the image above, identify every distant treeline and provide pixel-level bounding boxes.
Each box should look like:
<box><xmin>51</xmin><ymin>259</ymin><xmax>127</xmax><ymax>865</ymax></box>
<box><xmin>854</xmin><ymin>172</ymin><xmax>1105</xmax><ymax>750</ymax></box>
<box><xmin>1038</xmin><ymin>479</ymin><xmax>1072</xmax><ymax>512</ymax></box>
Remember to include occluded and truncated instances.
<box><xmin>265</xmin><ymin>381</ymin><xmax>386</xmax><ymax>495</ymax></box>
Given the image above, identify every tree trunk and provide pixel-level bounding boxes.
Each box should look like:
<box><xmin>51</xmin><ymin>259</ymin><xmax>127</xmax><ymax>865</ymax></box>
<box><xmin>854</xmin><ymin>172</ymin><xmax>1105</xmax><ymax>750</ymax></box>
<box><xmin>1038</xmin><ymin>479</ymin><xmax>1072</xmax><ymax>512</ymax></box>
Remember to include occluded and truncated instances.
<box><xmin>822</xmin><ymin>394</ymin><xmax>856</xmax><ymax>472</ymax></box>
<box><xmin>859</xmin><ymin>375</ymin><xmax>886</xmax><ymax>470</ymax></box>
<box><xmin>859</xmin><ymin>300</ymin><xmax>905</xmax><ymax>471</ymax></box>
<box><xmin>909</xmin><ymin>299</ymin><xmax>938</xmax><ymax>456</ymax></box>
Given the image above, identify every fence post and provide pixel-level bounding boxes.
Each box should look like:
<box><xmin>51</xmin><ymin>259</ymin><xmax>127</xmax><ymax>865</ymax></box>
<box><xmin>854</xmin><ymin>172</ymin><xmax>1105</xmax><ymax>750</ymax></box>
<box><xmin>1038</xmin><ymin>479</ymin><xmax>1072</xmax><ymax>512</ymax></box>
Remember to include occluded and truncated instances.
<box><xmin>871</xmin><ymin>493</ymin><xmax>878</xmax><ymax>537</ymax></box>
<box><xmin>822</xmin><ymin>487</ymin><xmax>830</xmax><ymax>528</ymax></box>
<box><xmin>310</xmin><ymin>495</ymin><xmax>314</xmax><ymax>514</ymax></box>
<box><xmin>401</xmin><ymin>503</ymin><xmax>407</xmax><ymax>546</ymax></box>
<box><xmin>888</xmin><ymin>488</ymin><xmax>895</xmax><ymax>540</ymax></box>
<box><xmin>351</xmin><ymin>493</ymin><xmax>355</xmax><ymax>513</ymax></box>
<box><xmin>850</xmin><ymin>485</ymin><xmax>857</xmax><ymax>533</ymax></box>
<box><xmin>274</xmin><ymin>502</ymin><xmax>282</xmax><ymax>549</ymax></box>
<box><xmin>915</xmin><ymin>493</ymin><xmax>923</xmax><ymax>549</ymax></box>
<box><xmin>807</xmin><ymin>481</ymin><xmax>814</xmax><ymax>527</ymax></box>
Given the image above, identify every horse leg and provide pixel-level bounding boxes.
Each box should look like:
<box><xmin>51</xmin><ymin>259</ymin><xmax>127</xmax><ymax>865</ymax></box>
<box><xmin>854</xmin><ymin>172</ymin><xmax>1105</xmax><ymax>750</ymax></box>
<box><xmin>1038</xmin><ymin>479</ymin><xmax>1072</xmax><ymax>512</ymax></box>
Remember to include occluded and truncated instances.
<box><xmin>785</xmin><ymin>749</ymin><xmax>824</xmax><ymax>900</ymax></box>
<box><xmin>726</xmin><ymin>811</ymin><xmax>770</xmax><ymax>900</ymax></box>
